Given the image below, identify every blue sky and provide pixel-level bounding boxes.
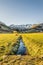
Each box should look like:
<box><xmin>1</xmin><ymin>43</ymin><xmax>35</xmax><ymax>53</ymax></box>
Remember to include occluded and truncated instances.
<box><xmin>0</xmin><ymin>0</ymin><xmax>43</xmax><ymax>25</ymax></box>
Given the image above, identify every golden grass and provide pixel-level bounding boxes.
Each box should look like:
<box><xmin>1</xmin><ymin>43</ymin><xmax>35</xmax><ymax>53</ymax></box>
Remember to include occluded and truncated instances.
<box><xmin>0</xmin><ymin>33</ymin><xmax>43</xmax><ymax>58</ymax></box>
<box><xmin>0</xmin><ymin>33</ymin><xmax>43</xmax><ymax>65</ymax></box>
<box><xmin>0</xmin><ymin>33</ymin><xmax>20</xmax><ymax>58</ymax></box>
<box><xmin>0</xmin><ymin>55</ymin><xmax>43</xmax><ymax>65</ymax></box>
<box><xmin>22</xmin><ymin>33</ymin><xmax>43</xmax><ymax>56</ymax></box>
<box><xmin>0</xmin><ymin>33</ymin><xmax>19</xmax><ymax>46</ymax></box>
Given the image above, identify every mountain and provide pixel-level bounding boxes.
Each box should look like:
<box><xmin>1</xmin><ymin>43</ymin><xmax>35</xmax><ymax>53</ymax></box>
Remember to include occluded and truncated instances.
<box><xmin>28</xmin><ymin>23</ymin><xmax>43</xmax><ymax>33</ymax></box>
<box><xmin>9</xmin><ymin>24</ymin><xmax>32</xmax><ymax>32</ymax></box>
<box><xmin>0</xmin><ymin>21</ymin><xmax>43</xmax><ymax>33</ymax></box>
<box><xmin>10</xmin><ymin>23</ymin><xmax>43</xmax><ymax>33</ymax></box>
<box><xmin>0</xmin><ymin>21</ymin><xmax>13</xmax><ymax>33</ymax></box>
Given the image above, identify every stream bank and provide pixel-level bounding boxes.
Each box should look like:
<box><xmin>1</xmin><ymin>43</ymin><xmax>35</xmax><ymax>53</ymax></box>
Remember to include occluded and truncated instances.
<box><xmin>7</xmin><ymin>36</ymin><xmax>27</xmax><ymax>55</ymax></box>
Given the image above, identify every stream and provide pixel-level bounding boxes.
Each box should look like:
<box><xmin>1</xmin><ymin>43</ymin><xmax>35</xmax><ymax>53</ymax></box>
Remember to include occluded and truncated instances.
<box><xmin>17</xmin><ymin>39</ymin><xmax>27</xmax><ymax>55</ymax></box>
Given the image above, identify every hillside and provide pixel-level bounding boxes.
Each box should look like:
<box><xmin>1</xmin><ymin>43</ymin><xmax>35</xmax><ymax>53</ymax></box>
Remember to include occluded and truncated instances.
<box><xmin>30</xmin><ymin>23</ymin><xmax>43</xmax><ymax>32</ymax></box>
<box><xmin>0</xmin><ymin>21</ymin><xmax>13</xmax><ymax>33</ymax></box>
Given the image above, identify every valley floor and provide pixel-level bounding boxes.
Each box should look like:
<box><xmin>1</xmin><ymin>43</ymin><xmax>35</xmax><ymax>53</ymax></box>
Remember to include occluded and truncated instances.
<box><xmin>0</xmin><ymin>33</ymin><xmax>43</xmax><ymax>65</ymax></box>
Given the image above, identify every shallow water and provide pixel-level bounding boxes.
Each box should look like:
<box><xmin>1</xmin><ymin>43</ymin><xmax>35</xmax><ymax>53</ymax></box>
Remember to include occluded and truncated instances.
<box><xmin>17</xmin><ymin>40</ymin><xmax>26</xmax><ymax>55</ymax></box>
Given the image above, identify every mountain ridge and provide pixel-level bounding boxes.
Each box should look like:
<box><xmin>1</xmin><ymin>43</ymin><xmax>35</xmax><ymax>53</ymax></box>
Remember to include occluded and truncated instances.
<box><xmin>0</xmin><ymin>21</ymin><xmax>43</xmax><ymax>33</ymax></box>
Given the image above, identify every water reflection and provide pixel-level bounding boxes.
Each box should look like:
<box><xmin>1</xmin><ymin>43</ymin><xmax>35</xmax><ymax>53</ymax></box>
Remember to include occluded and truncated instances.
<box><xmin>17</xmin><ymin>40</ymin><xmax>26</xmax><ymax>55</ymax></box>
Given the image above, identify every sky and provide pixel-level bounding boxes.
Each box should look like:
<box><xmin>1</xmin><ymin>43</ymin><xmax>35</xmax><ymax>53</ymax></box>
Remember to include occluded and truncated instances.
<box><xmin>0</xmin><ymin>0</ymin><xmax>43</xmax><ymax>25</ymax></box>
